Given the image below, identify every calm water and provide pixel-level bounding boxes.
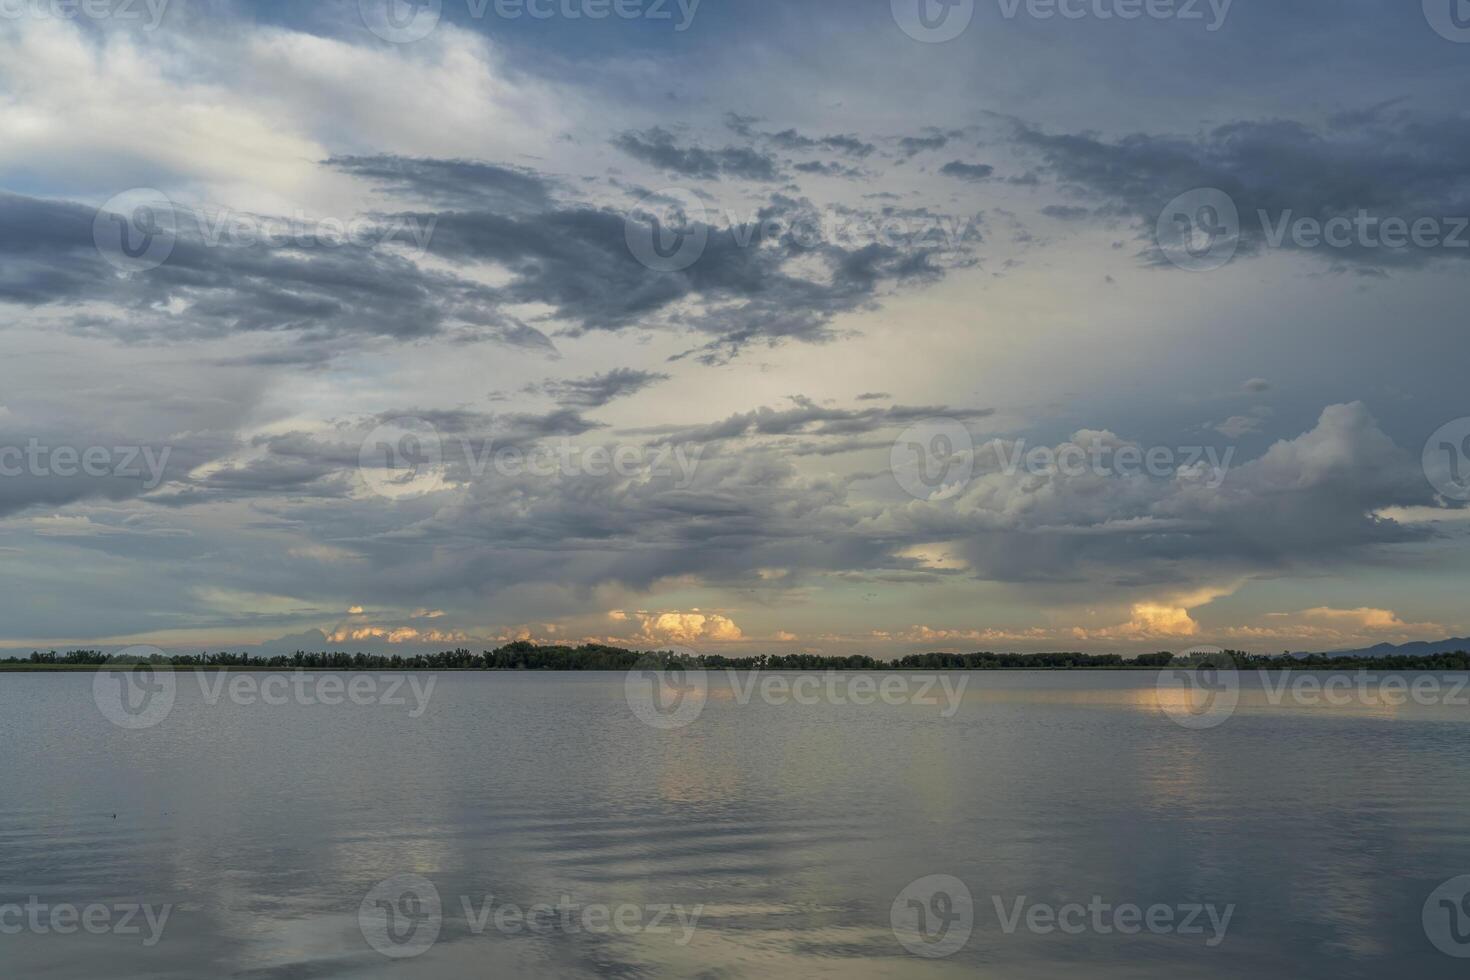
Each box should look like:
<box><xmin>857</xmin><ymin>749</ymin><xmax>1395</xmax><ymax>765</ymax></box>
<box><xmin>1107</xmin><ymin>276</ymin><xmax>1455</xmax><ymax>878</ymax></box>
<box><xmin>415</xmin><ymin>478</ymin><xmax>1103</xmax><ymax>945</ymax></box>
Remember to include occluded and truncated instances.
<box><xmin>3</xmin><ymin>670</ymin><xmax>1470</xmax><ymax>977</ymax></box>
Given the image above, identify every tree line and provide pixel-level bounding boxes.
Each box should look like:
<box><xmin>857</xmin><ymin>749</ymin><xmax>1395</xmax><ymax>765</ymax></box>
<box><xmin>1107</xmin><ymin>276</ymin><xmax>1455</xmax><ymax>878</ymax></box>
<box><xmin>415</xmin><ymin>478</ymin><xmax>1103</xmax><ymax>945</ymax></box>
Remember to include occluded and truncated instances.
<box><xmin>4</xmin><ymin>641</ymin><xmax>1470</xmax><ymax>671</ymax></box>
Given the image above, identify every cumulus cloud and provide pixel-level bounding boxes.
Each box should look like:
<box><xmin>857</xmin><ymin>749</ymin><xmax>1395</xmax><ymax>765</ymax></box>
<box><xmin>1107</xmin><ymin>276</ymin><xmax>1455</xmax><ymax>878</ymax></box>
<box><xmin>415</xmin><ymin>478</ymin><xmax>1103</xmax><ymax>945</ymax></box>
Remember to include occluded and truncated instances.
<box><xmin>618</xmin><ymin>609</ymin><xmax>745</xmax><ymax>644</ymax></box>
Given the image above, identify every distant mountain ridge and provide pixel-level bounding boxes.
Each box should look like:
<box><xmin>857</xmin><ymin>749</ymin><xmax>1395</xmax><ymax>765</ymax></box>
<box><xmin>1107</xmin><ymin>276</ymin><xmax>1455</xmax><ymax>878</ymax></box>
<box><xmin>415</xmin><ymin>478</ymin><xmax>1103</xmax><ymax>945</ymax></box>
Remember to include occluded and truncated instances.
<box><xmin>1317</xmin><ymin>637</ymin><xmax>1470</xmax><ymax>658</ymax></box>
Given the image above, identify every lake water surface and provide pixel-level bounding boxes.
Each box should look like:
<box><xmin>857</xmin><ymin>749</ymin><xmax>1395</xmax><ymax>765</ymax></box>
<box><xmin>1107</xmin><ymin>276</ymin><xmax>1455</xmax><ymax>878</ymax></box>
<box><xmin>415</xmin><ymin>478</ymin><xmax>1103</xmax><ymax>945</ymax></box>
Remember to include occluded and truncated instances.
<box><xmin>3</xmin><ymin>669</ymin><xmax>1470</xmax><ymax>977</ymax></box>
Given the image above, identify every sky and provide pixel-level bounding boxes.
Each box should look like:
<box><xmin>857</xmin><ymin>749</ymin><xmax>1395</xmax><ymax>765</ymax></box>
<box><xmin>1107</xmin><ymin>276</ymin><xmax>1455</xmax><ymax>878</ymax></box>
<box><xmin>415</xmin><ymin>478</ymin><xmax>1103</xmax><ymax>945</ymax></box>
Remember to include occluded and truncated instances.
<box><xmin>2</xmin><ymin>0</ymin><xmax>1470</xmax><ymax>656</ymax></box>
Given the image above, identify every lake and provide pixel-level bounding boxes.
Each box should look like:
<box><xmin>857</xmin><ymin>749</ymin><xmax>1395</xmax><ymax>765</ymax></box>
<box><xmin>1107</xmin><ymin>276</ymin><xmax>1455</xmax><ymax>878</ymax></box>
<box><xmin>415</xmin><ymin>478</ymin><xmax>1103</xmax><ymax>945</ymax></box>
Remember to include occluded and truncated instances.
<box><xmin>2</xmin><ymin>669</ymin><xmax>1469</xmax><ymax>977</ymax></box>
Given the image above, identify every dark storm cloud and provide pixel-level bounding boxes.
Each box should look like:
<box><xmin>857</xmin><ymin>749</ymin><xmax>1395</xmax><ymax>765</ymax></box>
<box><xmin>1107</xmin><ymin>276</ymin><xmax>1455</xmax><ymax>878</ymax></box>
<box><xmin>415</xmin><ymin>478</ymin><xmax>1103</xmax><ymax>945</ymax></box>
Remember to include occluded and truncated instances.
<box><xmin>0</xmin><ymin>424</ymin><xmax>235</xmax><ymax>518</ymax></box>
<box><xmin>336</xmin><ymin>448</ymin><xmax>897</xmax><ymax>599</ymax></box>
<box><xmin>721</xmin><ymin>113</ymin><xmax>876</xmax><ymax>158</ymax></box>
<box><xmin>793</xmin><ymin>161</ymin><xmax>864</xmax><ymax>178</ymax></box>
<box><xmin>0</xmin><ymin>152</ymin><xmax>979</xmax><ymax>365</ymax></box>
<box><xmin>328</xmin><ymin>154</ymin><xmax>555</xmax><ymax>211</ymax></box>
<box><xmin>529</xmin><ymin>369</ymin><xmax>671</xmax><ymax>408</ymax></box>
<box><xmin>227</xmin><ymin>402</ymin><xmax>1438</xmax><ymax>611</ymax></box>
<box><xmin>612</xmin><ymin>128</ymin><xmax>783</xmax><ymax>181</ymax></box>
<box><xmin>1012</xmin><ymin>112</ymin><xmax>1470</xmax><ymax>270</ymax></box>
<box><xmin>0</xmin><ymin>192</ymin><xmax>545</xmax><ymax>362</ymax></box>
<box><xmin>418</xmin><ymin>193</ymin><xmax>972</xmax><ymax>364</ymax></box>
<box><xmin>1041</xmin><ymin>205</ymin><xmax>1091</xmax><ymax>221</ymax></box>
<box><xmin>898</xmin><ymin>134</ymin><xmax>948</xmax><ymax>157</ymax></box>
<box><xmin>767</xmin><ymin>130</ymin><xmax>876</xmax><ymax>159</ymax></box>
<box><xmin>939</xmin><ymin>161</ymin><xmax>994</xmax><ymax>182</ymax></box>
<box><xmin>195</xmin><ymin>455</ymin><xmax>353</xmax><ymax>496</ymax></box>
